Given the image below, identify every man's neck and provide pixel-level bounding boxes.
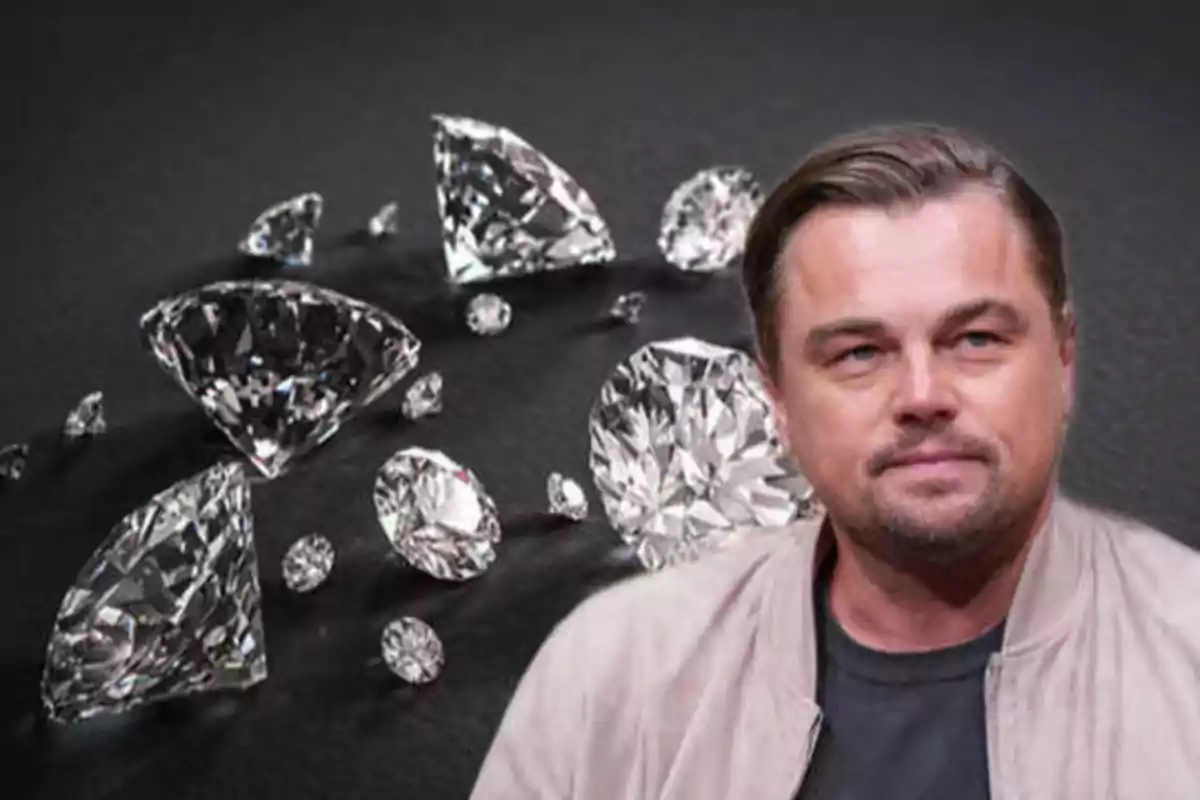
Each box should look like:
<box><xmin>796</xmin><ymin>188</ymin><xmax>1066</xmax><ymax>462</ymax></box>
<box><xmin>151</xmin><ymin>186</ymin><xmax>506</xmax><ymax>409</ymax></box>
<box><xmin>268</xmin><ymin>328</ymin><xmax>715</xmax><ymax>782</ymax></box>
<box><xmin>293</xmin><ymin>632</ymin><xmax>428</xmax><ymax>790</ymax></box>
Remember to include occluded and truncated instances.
<box><xmin>826</xmin><ymin>494</ymin><xmax>1055</xmax><ymax>653</ymax></box>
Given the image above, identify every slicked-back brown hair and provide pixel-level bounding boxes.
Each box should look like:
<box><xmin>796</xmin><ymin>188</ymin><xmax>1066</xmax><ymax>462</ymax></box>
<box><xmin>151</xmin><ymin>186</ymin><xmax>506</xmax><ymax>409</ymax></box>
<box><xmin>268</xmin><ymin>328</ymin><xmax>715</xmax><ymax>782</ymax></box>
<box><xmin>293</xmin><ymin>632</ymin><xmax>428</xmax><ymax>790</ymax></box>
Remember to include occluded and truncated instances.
<box><xmin>741</xmin><ymin>122</ymin><xmax>1069</xmax><ymax>378</ymax></box>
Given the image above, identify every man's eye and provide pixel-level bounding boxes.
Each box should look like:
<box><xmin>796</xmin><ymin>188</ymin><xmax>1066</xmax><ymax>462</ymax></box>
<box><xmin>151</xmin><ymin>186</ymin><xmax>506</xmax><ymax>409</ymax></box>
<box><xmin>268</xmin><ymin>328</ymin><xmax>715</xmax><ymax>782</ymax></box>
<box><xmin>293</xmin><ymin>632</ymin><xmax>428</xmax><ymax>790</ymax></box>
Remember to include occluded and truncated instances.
<box><xmin>833</xmin><ymin>345</ymin><xmax>881</xmax><ymax>364</ymax></box>
<box><xmin>956</xmin><ymin>331</ymin><xmax>1003</xmax><ymax>349</ymax></box>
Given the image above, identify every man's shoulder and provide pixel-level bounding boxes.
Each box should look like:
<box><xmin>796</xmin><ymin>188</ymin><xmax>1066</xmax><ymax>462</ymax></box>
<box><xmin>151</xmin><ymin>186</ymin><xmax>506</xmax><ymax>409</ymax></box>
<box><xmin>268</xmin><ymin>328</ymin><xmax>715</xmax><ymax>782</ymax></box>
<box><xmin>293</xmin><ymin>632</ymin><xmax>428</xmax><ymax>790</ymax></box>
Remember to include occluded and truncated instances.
<box><xmin>1070</xmin><ymin>497</ymin><xmax>1200</xmax><ymax>632</ymax></box>
<box><xmin>554</xmin><ymin>521</ymin><xmax>817</xmax><ymax>671</ymax></box>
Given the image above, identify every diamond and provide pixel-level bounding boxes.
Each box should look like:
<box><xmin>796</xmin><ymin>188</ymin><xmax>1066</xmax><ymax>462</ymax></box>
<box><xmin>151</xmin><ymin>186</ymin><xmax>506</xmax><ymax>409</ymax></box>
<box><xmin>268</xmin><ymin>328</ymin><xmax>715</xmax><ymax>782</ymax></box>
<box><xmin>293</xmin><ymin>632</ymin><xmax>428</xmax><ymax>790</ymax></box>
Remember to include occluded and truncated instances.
<box><xmin>658</xmin><ymin>166</ymin><xmax>764</xmax><ymax>272</ymax></box>
<box><xmin>281</xmin><ymin>534</ymin><xmax>335</xmax><ymax>593</ymax></box>
<box><xmin>547</xmin><ymin>472</ymin><xmax>588</xmax><ymax>522</ymax></box>
<box><xmin>238</xmin><ymin>192</ymin><xmax>323</xmax><ymax>267</ymax></box>
<box><xmin>381</xmin><ymin>616</ymin><xmax>443</xmax><ymax>685</ymax></box>
<box><xmin>432</xmin><ymin>113</ymin><xmax>616</xmax><ymax>284</ymax></box>
<box><xmin>368</xmin><ymin>201</ymin><xmax>400</xmax><ymax>238</ymax></box>
<box><xmin>40</xmin><ymin>462</ymin><xmax>266</xmax><ymax>724</ymax></box>
<box><xmin>0</xmin><ymin>443</ymin><xmax>30</xmax><ymax>481</ymax></box>
<box><xmin>608</xmin><ymin>291</ymin><xmax>646</xmax><ymax>325</ymax></box>
<box><xmin>140</xmin><ymin>280</ymin><xmax>421</xmax><ymax>480</ymax></box>
<box><xmin>373</xmin><ymin>447</ymin><xmax>501</xmax><ymax>581</ymax></box>
<box><xmin>402</xmin><ymin>371</ymin><xmax>444</xmax><ymax>420</ymax></box>
<box><xmin>465</xmin><ymin>293</ymin><xmax>512</xmax><ymax>336</ymax></box>
<box><xmin>63</xmin><ymin>390</ymin><xmax>107</xmax><ymax>440</ymax></box>
<box><xmin>588</xmin><ymin>337</ymin><xmax>814</xmax><ymax>571</ymax></box>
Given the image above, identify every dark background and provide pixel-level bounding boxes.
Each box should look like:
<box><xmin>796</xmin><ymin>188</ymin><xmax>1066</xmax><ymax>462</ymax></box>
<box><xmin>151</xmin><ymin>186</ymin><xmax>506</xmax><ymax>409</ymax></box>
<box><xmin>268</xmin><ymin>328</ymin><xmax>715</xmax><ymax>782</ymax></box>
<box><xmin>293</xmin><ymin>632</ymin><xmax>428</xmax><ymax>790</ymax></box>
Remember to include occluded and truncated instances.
<box><xmin>3</xmin><ymin>4</ymin><xmax>1199</xmax><ymax>798</ymax></box>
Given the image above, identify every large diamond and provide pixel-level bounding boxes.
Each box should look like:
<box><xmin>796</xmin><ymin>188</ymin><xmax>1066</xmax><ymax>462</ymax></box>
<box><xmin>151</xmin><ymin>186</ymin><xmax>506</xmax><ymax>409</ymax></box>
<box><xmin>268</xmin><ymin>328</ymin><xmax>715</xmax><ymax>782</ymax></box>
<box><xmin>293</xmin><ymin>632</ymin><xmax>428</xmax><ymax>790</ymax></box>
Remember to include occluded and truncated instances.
<box><xmin>237</xmin><ymin>192</ymin><xmax>323</xmax><ymax>267</ymax></box>
<box><xmin>658</xmin><ymin>166</ymin><xmax>763</xmax><ymax>272</ymax></box>
<box><xmin>140</xmin><ymin>280</ymin><xmax>421</xmax><ymax>480</ymax></box>
<box><xmin>373</xmin><ymin>447</ymin><xmax>501</xmax><ymax>581</ymax></box>
<box><xmin>432</xmin><ymin>113</ymin><xmax>616</xmax><ymax>284</ymax></box>
<box><xmin>40</xmin><ymin>462</ymin><xmax>266</xmax><ymax>724</ymax></box>
<box><xmin>588</xmin><ymin>337</ymin><xmax>814</xmax><ymax>570</ymax></box>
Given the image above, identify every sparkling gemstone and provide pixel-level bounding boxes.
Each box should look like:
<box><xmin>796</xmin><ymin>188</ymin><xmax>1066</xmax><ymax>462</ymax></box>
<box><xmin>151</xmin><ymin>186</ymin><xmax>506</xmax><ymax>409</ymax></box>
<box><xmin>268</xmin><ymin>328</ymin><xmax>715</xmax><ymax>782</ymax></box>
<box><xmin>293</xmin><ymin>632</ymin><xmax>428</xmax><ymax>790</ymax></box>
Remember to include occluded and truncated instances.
<box><xmin>547</xmin><ymin>472</ymin><xmax>589</xmax><ymax>522</ymax></box>
<box><xmin>608</xmin><ymin>291</ymin><xmax>646</xmax><ymax>324</ymax></box>
<box><xmin>368</xmin><ymin>201</ymin><xmax>400</xmax><ymax>238</ymax></box>
<box><xmin>40</xmin><ymin>462</ymin><xmax>266</xmax><ymax>723</ymax></box>
<box><xmin>281</xmin><ymin>534</ymin><xmax>335</xmax><ymax>593</ymax></box>
<box><xmin>588</xmin><ymin>337</ymin><xmax>815</xmax><ymax>571</ymax></box>
<box><xmin>63</xmin><ymin>390</ymin><xmax>107</xmax><ymax>440</ymax></box>
<box><xmin>465</xmin><ymin>293</ymin><xmax>512</xmax><ymax>336</ymax></box>
<box><xmin>402</xmin><ymin>371</ymin><xmax>443</xmax><ymax>420</ymax></box>
<box><xmin>381</xmin><ymin>616</ymin><xmax>443</xmax><ymax>684</ymax></box>
<box><xmin>238</xmin><ymin>192</ymin><xmax>324</xmax><ymax>267</ymax></box>
<box><xmin>140</xmin><ymin>280</ymin><xmax>421</xmax><ymax>480</ymax></box>
<box><xmin>0</xmin><ymin>443</ymin><xmax>30</xmax><ymax>481</ymax></box>
<box><xmin>658</xmin><ymin>167</ymin><xmax>764</xmax><ymax>272</ymax></box>
<box><xmin>432</xmin><ymin>113</ymin><xmax>616</xmax><ymax>284</ymax></box>
<box><xmin>373</xmin><ymin>447</ymin><xmax>501</xmax><ymax>581</ymax></box>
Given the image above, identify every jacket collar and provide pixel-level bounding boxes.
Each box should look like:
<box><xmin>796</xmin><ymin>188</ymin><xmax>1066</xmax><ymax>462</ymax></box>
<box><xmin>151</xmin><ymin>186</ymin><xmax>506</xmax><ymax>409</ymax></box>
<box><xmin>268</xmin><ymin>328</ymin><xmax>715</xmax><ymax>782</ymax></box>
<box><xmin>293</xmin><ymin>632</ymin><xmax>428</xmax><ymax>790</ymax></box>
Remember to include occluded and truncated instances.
<box><xmin>759</xmin><ymin>489</ymin><xmax>1092</xmax><ymax>699</ymax></box>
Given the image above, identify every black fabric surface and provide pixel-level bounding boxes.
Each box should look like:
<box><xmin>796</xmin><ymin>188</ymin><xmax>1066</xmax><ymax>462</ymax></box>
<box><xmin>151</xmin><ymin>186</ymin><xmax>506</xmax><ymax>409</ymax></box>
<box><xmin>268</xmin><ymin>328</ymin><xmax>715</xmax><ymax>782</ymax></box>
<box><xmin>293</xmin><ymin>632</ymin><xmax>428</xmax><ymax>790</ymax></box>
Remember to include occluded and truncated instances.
<box><xmin>3</xmin><ymin>4</ymin><xmax>1200</xmax><ymax>799</ymax></box>
<box><xmin>797</xmin><ymin>553</ymin><xmax>1003</xmax><ymax>800</ymax></box>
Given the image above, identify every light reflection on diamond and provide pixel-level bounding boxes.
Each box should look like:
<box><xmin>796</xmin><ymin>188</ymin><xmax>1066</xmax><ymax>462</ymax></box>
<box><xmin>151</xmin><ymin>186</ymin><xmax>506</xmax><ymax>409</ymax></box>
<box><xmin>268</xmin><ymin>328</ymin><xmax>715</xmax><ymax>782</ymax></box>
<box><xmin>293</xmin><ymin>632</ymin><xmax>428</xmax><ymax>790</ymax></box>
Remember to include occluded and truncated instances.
<box><xmin>140</xmin><ymin>280</ymin><xmax>421</xmax><ymax>480</ymax></box>
<box><xmin>40</xmin><ymin>462</ymin><xmax>266</xmax><ymax>724</ymax></box>
<box><xmin>373</xmin><ymin>447</ymin><xmax>501</xmax><ymax>581</ymax></box>
<box><xmin>433</xmin><ymin>114</ymin><xmax>616</xmax><ymax>284</ymax></box>
<box><xmin>588</xmin><ymin>337</ymin><xmax>815</xmax><ymax>570</ymax></box>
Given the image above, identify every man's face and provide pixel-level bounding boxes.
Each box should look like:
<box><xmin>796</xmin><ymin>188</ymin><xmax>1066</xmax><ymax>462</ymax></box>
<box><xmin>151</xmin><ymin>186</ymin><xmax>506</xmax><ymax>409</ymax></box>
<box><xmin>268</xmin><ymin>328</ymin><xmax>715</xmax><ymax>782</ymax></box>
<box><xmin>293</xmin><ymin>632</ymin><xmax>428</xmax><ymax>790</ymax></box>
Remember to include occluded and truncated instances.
<box><xmin>763</xmin><ymin>187</ymin><xmax>1075</xmax><ymax>563</ymax></box>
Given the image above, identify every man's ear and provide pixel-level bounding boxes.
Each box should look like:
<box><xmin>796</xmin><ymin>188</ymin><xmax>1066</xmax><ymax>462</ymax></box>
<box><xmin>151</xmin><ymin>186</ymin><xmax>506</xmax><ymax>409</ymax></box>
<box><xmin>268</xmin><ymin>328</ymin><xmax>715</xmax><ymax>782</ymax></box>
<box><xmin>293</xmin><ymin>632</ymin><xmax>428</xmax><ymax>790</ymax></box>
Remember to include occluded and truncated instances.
<box><xmin>757</xmin><ymin>356</ymin><xmax>789</xmax><ymax>443</ymax></box>
<box><xmin>1057</xmin><ymin>302</ymin><xmax>1078</xmax><ymax>418</ymax></box>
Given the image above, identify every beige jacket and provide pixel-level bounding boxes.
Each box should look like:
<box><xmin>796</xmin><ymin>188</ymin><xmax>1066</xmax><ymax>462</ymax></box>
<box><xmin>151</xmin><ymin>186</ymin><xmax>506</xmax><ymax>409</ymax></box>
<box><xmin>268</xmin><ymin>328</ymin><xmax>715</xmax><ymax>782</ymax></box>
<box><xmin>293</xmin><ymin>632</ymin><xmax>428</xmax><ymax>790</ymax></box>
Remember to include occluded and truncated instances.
<box><xmin>471</xmin><ymin>494</ymin><xmax>1200</xmax><ymax>799</ymax></box>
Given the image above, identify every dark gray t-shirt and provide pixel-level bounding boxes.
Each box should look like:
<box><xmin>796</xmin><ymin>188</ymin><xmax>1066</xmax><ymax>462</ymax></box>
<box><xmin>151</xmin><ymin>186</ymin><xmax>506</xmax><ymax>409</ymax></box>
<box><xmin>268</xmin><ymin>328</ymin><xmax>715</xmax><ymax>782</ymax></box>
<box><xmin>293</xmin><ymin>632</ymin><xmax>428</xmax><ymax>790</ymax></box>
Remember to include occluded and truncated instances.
<box><xmin>796</xmin><ymin>558</ymin><xmax>1004</xmax><ymax>800</ymax></box>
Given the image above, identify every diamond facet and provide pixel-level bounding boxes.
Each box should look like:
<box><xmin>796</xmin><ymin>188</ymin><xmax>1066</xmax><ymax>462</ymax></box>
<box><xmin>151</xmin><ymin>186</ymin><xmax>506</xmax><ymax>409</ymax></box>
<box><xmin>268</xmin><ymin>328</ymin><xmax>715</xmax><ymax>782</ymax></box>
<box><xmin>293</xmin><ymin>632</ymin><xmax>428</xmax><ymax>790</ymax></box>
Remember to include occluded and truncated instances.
<box><xmin>140</xmin><ymin>280</ymin><xmax>421</xmax><ymax>480</ymax></box>
<box><xmin>547</xmin><ymin>472</ymin><xmax>589</xmax><ymax>522</ymax></box>
<box><xmin>373</xmin><ymin>447</ymin><xmax>501</xmax><ymax>581</ymax></box>
<box><xmin>608</xmin><ymin>291</ymin><xmax>646</xmax><ymax>325</ymax></box>
<box><xmin>588</xmin><ymin>337</ymin><xmax>814</xmax><ymax>571</ymax></box>
<box><xmin>368</xmin><ymin>201</ymin><xmax>400</xmax><ymax>238</ymax></box>
<box><xmin>281</xmin><ymin>534</ymin><xmax>335</xmax><ymax>593</ymax></box>
<box><xmin>402</xmin><ymin>371</ymin><xmax>444</xmax><ymax>420</ymax></box>
<box><xmin>40</xmin><ymin>462</ymin><xmax>266</xmax><ymax>723</ymax></box>
<box><xmin>0</xmin><ymin>443</ymin><xmax>30</xmax><ymax>481</ymax></box>
<box><xmin>381</xmin><ymin>616</ymin><xmax>444</xmax><ymax>685</ymax></box>
<box><xmin>63</xmin><ymin>390</ymin><xmax>107</xmax><ymax>440</ymax></box>
<box><xmin>433</xmin><ymin>113</ymin><xmax>616</xmax><ymax>284</ymax></box>
<box><xmin>658</xmin><ymin>167</ymin><xmax>764</xmax><ymax>272</ymax></box>
<box><xmin>238</xmin><ymin>192</ymin><xmax>324</xmax><ymax>267</ymax></box>
<box><xmin>465</xmin><ymin>293</ymin><xmax>512</xmax><ymax>336</ymax></box>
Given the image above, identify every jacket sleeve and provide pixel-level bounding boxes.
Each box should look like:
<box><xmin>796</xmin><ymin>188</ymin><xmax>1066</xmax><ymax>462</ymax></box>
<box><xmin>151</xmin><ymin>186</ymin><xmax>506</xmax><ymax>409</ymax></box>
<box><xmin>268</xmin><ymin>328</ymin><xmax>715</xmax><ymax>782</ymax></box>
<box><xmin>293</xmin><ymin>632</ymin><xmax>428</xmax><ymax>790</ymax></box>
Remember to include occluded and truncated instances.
<box><xmin>469</xmin><ymin>605</ymin><xmax>595</xmax><ymax>799</ymax></box>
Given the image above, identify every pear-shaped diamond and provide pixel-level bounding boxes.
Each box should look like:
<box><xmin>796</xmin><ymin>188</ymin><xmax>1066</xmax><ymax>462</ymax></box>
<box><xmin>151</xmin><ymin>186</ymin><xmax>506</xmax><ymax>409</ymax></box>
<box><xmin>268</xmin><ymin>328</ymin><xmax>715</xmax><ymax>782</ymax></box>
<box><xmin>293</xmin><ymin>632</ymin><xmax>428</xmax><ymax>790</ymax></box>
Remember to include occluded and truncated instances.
<box><xmin>373</xmin><ymin>447</ymin><xmax>501</xmax><ymax>581</ymax></box>
<box><xmin>658</xmin><ymin>167</ymin><xmax>763</xmax><ymax>272</ymax></box>
<box><xmin>140</xmin><ymin>280</ymin><xmax>421</xmax><ymax>480</ymax></box>
<box><xmin>238</xmin><ymin>192</ymin><xmax>323</xmax><ymax>267</ymax></box>
<box><xmin>588</xmin><ymin>337</ymin><xmax>815</xmax><ymax>571</ymax></box>
<box><xmin>40</xmin><ymin>462</ymin><xmax>266</xmax><ymax>724</ymax></box>
<box><xmin>401</xmin><ymin>371</ymin><xmax>443</xmax><ymax>420</ymax></box>
<box><xmin>432</xmin><ymin>114</ymin><xmax>616</xmax><ymax>284</ymax></box>
<box><xmin>369</xmin><ymin>201</ymin><xmax>400</xmax><ymax>238</ymax></box>
<box><xmin>63</xmin><ymin>390</ymin><xmax>107</xmax><ymax>439</ymax></box>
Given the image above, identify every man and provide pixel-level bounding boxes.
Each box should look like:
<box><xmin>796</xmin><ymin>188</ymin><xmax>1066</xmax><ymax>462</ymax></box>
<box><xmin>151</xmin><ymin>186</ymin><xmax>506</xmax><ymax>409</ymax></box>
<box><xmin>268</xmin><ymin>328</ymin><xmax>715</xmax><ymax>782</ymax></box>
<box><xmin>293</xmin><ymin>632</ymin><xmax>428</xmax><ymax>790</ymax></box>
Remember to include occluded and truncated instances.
<box><xmin>470</xmin><ymin>123</ymin><xmax>1200</xmax><ymax>798</ymax></box>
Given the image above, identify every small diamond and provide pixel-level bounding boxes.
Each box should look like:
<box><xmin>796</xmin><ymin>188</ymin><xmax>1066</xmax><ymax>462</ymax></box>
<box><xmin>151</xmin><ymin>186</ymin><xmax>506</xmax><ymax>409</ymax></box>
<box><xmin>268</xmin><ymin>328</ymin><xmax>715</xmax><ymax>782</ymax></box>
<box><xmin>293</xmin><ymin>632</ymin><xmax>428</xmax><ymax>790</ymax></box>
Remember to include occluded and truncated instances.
<box><xmin>465</xmin><ymin>294</ymin><xmax>512</xmax><ymax>336</ymax></box>
<box><xmin>281</xmin><ymin>534</ymin><xmax>335</xmax><ymax>593</ymax></box>
<box><xmin>40</xmin><ymin>462</ymin><xmax>266</xmax><ymax>723</ymax></box>
<box><xmin>63</xmin><ymin>391</ymin><xmax>107</xmax><ymax>440</ymax></box>
<box><xmin>381</xmin><ymin>616</ymin><xmax>443</xmax><ymax>685</ymax></box>
<box><xmin>658</xmin><ymin>167</ymin><xmax>764</xmax><ymax>272</ymax></box>
<box><xmin>368</xmin><ymin>201</ymin><xmax>400</xmax><ymax>238</ymax></box>
<box><xmin>547</xmin><ymin>472</ymin><xmax>589</xmax><ymax>521</ymax></box>
<box><xmin>608</xmin><ymin>292</ymin><xmax>646</xmax><ymax>325</ymax></box>
<box><xmin>402</xmin><ymin>371</ymin><xmax>444</xmax><ymax>420</ymax></box>
<box><xmin>0</xmin><ymin>443</ymin><xmax>30</xmax><ymax>481</ymax></box>
<box><xmin>141</xmin><ymin>280</ymin><xmax>421</xmax><ymax>480</ymax></box>
<box><xmin>433</xmin><ymin>114</ymin><xmax>616</xmax><ymax>284</ymax></box>
<box><xmin>373</xmin><ymin>447</ymin><xmax>501</xmax><ymax>581</ymax></box>
<box><xmin>588</xmin><ymin>337</ymin><xmax>814</xmax><ymax>571</ymax></box>
<box><xmin>238</xmin><ymin>192</ymin><xmax>324</xmax><ymax>267</ymax></box>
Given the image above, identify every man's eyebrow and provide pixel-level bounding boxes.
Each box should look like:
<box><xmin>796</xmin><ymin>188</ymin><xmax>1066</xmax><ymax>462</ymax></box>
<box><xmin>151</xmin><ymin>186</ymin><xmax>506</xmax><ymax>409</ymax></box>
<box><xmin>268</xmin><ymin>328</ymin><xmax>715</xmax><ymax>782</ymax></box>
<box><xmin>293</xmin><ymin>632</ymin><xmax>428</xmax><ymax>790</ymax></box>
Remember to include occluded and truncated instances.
<box><xmin>801</xmin><ymin>297</ymin><xmax>1028</xmax><ymax>356</ymax></box>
